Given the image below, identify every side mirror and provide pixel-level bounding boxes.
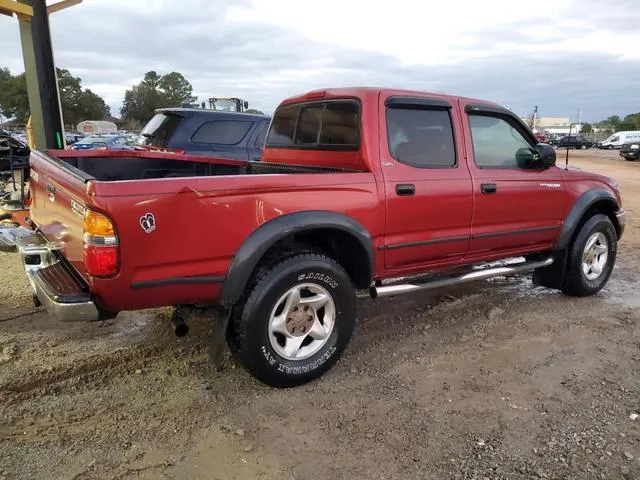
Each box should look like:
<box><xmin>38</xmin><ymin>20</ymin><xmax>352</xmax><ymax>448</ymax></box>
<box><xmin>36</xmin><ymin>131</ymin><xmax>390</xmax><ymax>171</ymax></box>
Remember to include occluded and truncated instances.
<box><xmin>535</xmin><ymin>143</ymin><xmax>556</xmax><ymax>168</ymax></box>
<box><xmin>515</xmin><ymin>144</ymin><xmax>556</xmax><ymax>169</ymax></box>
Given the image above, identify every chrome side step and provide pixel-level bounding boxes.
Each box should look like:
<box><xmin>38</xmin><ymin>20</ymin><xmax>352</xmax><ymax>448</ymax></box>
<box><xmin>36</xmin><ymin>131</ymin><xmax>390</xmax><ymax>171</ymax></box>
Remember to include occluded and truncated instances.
<box><xmin>370</xmin><ymin>257</ymin><xmax>554</xmax><ymax>299</ymax></box>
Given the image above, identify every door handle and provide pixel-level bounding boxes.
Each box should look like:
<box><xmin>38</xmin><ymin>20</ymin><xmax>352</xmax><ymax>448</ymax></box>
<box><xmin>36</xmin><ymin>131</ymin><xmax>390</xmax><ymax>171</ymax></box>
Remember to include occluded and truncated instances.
<box><xmin>396</xmin><ymin>184</ymin><xmax>415</xmax><ymax>196</ymax></box>
<box><xmin>481</xmin><ymin>183</ymin><xmax>497</xmax><ymax>194</ymax></box>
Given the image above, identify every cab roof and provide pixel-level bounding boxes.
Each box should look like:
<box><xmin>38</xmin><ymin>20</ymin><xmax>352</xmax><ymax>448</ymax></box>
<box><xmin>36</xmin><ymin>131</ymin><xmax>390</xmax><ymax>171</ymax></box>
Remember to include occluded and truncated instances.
<box><xmin>278</xmin><ymin>86</ymin><xmax>501</xmax><ymax>109</ymax></box>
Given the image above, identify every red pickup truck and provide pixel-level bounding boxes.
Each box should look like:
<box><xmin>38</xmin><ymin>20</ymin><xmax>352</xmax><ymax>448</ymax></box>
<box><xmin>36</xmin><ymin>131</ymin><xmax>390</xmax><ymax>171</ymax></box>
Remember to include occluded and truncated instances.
<box><xmin>16</xmin><ymin>87</ymin><xmax>626</xmax><ymax>388</ymax></box>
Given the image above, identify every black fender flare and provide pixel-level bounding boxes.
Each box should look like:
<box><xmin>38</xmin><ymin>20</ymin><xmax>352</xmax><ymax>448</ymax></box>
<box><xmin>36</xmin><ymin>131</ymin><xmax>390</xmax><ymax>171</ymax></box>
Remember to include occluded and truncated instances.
<box><xmin>219</xmin><ymin>211</ymin><xmax>375</xmax><ymax>306</ymax></box>
<box><xmin>553</xmin><ymin>188</ymin><xmax>620</xmax><ymax>251</ymax></box>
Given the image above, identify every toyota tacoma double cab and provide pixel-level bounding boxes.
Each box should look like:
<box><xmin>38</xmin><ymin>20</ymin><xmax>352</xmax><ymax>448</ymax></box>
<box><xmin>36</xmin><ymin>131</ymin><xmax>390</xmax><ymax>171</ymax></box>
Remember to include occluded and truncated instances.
<box><xmin>16</xmin><ymin>87</ymin><xmax>626</xmax><ymax>388</ymax></box>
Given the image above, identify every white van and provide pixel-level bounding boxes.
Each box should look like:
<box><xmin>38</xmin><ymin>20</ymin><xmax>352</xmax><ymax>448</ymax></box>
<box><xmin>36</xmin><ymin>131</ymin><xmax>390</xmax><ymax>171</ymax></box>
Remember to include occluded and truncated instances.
<box><xmin>598</xmin><ymin>131</ymin><xmax>640</xmax><ymax>149</ymax></box>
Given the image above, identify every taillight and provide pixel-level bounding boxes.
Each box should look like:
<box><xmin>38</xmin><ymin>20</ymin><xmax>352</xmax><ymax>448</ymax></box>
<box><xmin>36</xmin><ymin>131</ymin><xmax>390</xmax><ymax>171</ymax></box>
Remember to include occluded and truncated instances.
<box><xmin>82</xmin><ymin>210</ymin><xmax>118</xmax><ymax>277</ymax></box>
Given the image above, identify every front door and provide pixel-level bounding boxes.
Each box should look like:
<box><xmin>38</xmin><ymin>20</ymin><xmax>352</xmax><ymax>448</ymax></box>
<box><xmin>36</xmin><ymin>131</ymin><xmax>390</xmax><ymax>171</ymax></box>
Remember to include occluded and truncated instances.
<box><xmin>380</xmin><ymin>95</ymin><xmax>473</xmax><ymax>272</ymax></box>
<box><xmin>461</xmin><ymin>102</ymin><xmax>565</xmax><ymax>257</ymax></box>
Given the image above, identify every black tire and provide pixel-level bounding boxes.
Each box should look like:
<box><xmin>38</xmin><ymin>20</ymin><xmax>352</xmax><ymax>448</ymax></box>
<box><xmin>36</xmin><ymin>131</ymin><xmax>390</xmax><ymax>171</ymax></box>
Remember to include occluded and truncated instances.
<box><xmin>580</xmin><ymin>144</ymin><xmax>587</xmax><ymax>150</ymax></box>
<box><xmin>561</xmin><ymin>214</ymin><xmax>617</xmax><ymax>297</ymax></box>
<box><xmin>229</xmin><ymin>253</ymin><xmax>356</xmax><ymax>388</ymax></box>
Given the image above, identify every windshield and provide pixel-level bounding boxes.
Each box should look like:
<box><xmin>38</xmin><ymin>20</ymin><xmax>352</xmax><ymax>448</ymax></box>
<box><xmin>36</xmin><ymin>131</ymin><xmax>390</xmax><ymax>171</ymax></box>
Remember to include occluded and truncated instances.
<box><xmin>213</xmin><ymin>99</ymin><xmax>238</xmax><ymax>112</ymax></box>
<box><xmin>138</xmin><ymin>113</ymin><xmax>182</xmax><ymax>147</ymax></box>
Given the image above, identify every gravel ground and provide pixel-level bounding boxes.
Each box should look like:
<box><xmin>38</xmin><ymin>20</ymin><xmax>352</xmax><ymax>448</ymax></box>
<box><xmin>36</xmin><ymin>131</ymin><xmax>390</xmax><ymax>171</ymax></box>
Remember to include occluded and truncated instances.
<box><xmin>0</xmin><ymin>150</ymin><xmax>639</xmax><ymax>480</ymax></box>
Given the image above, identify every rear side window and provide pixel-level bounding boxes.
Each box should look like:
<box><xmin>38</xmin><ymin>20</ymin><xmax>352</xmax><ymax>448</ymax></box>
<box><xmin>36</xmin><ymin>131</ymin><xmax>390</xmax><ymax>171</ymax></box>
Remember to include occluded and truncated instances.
<box><xmin>139</xmin><ymin>114</ymin><xmax>182</xmax><ymax>148</ymax></box>
<box><xmin>191</xmin><ymin>120</ymin><xmax>253</xmax><ymax>145</ymax></box>
<box><xmin>266</xmin><ymin>100</ymin><xmax>360</xmax><ymax>150</ymax></box>
<box><xmin>387</xmin><ymin>106</ymin><xmax>456</xmax><ymax>168</ymax></box>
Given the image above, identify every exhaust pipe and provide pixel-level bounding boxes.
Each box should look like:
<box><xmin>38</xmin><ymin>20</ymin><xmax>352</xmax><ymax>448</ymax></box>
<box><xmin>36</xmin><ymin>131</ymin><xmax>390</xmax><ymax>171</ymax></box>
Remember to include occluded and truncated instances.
<box><xmin>171</xmin><ymin>311</ymin><xmax>189</xmax><ymax>337</ymax></box>
<box><xmin>371</xmin><ymin>257</ymin><xmax>554</xmax><ymax>299</ymax></box>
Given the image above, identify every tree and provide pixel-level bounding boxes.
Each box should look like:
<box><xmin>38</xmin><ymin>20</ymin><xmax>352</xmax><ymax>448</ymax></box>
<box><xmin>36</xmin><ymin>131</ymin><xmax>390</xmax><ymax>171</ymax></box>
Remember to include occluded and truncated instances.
<box><xmin>607</xmin><ymin>115</ymin><xmax>621</xmax><ymax>128</ymax></box>
<box><xmin>121</xmin><ymin>71</ymin><xmax>196</xmax><ymax>123</ymax></box>
<box><xmin>581</xmin><ymin>123</ymin><xmax>593</xmax><ymax>134</ymax></box>
<box><xmin>245</xmin><ymin>108</ymin><xmax>265</xmax><ymax>115</ymax></box>
<box><xmin>622</xmin><ymin>113</ymin><xmax>640</xmax><ymax>130</ymax></box>
<box><xmin>0</xmin><ymin>66</ymin><xmax>109</xmax><ymax>125</ymax></box>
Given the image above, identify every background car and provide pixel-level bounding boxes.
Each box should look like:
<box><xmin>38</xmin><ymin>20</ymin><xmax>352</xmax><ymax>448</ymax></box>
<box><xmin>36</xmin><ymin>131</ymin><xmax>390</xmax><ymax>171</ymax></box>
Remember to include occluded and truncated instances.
<box><xmin>138</xmin><ymin>108</ymin><xmax>271</xmax><ymax>161</ymax></box>
<box><xmin>556</xmin><ymin>135</ymin><xmax>594</xmax><ymax>150</ymax></box>
<box><xmin>65</xmin><ymin>132</ymin><xmax>87</xmax><ymax>146</ymax></box>
<box><xmin>620</xmin><ymin>142</ymin><xmax>640</xmax><ymax>161</ymax></box>
<box><xmin>70</xmin><ymin>134</ymin><xmax>136</xmax><ymax>151</ymax></box>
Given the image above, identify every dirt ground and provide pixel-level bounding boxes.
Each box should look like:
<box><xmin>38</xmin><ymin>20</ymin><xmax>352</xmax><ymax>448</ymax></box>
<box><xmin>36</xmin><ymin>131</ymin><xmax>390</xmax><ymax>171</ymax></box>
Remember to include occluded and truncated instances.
<box><xmin>1</xmin><ymin>150</ymin><xmax>639</xmax><ymax>480</ymax></box>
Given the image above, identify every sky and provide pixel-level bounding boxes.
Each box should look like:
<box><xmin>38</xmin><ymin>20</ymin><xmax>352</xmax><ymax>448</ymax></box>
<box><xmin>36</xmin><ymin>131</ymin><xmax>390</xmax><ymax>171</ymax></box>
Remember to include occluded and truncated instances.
<box><xmin>1</xmin><ymin>0</ymin><xmax>639</xmax><ymax>121</ymax></box>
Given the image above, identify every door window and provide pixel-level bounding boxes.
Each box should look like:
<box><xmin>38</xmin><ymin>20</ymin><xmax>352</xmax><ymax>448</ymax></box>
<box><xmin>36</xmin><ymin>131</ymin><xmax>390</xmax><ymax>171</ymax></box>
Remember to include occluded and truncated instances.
<box><xmin>386</xmin><ymin>106</ymin><xmax>456</xmax><ymax>168</ymax></box>
<box><xmin>469</xmin><ymin>115</ymin><xmax>532</xmax><ymax>168</ymax></box>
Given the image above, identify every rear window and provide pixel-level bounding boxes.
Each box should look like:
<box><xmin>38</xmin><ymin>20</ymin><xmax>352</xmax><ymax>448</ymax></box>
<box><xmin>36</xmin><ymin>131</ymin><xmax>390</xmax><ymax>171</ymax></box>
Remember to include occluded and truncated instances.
<box><xmin>139</xmin><ymin>113</ymin><xmax>182</xmax><ymax>148</ymax></box>
<box><xmin>191</xmin><ymin>120</ymin><xmax>253</xmax><ymax>145</ymax></box>
<box><xmin>266</xmin><ymin>100</ymin><xmax>360</xmax><ymax>150</ymax></box>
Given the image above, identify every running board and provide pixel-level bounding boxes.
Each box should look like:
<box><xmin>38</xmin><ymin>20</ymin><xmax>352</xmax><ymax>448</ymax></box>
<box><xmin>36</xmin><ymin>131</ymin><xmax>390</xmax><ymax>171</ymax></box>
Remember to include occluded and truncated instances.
<box><xmin>370</xmin><ymin>257</ymin><xmax>554</xmax><ymax>299</ymax></box>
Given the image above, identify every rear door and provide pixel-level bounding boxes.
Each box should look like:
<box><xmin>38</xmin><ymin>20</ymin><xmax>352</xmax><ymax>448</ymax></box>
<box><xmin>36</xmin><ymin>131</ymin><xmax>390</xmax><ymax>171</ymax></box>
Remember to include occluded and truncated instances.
<box><xmin>461</xmin><ymin>102</ymin><xmax>565</xmax><ymax>257</ymax></box>
<box><xmin>380</xmin><ymin>95</ymin><xmax>473</xmax><ymax>270</ymax></box>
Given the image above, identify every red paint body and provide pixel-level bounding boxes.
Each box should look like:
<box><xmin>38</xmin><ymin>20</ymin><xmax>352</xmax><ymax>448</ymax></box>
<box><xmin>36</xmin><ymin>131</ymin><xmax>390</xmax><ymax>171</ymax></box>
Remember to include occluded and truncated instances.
<box><xmin>27</xmin><ymin>88</ymin><xmax>621</xmax><ymax>313</ymax></box>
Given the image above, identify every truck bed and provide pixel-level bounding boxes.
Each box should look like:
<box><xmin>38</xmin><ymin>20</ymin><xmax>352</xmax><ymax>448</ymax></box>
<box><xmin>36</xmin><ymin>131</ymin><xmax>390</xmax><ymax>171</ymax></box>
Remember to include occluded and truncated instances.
<box><xmin>50</xmin><ymin>149</ymin><xmax>355</xmax><ymax>182</ymax></box>
<box><xmin>27</xmin><ymin>149</ymin><xmax>378</xmax><ymax>312</ymax></box>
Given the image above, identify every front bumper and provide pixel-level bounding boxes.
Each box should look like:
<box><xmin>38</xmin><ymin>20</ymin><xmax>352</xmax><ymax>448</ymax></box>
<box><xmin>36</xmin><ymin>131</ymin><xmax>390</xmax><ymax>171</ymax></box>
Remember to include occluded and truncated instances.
<box><xmin>15</xmin><ymin>233</ymin><xmax>99</xmax><ymax>322</ymax></box>
<box><xmin>616</xmin><ymin>209</ymin><xmax>627</xmax><ymax>240</ymax></box>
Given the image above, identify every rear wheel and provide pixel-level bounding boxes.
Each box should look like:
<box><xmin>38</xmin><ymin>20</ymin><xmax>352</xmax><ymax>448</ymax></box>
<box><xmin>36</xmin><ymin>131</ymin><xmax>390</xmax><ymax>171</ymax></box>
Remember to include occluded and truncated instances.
<box><xmin>229</xmin><ymin>253</ymin><xmax>356</xmax><ymax>388</ymax></box>
<box><xmin>561</xmin><ymin>214</ymin><xmax>617</xmax><ymax>297</ymax></box>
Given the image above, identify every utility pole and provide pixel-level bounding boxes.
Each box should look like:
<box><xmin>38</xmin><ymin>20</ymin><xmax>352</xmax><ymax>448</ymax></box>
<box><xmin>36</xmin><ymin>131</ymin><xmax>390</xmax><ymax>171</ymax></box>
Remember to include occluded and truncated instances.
<box><xmin>1</xmin><ymin>0</ymin><xmax>82</xmax><ymax>149</ymax></box>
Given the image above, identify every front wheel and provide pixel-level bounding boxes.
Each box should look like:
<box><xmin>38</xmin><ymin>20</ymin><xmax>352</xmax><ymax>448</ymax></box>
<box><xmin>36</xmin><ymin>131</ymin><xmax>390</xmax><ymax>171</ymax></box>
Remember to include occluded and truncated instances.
<box><xmin>229</xmin><ymin>253</ymin><xmax>356</xmax><ymax>388</ymax></box>
<box><xmin>561</xmin><ymin>214</ymin><xmax>617</xmax><ymax>297</ymax></box>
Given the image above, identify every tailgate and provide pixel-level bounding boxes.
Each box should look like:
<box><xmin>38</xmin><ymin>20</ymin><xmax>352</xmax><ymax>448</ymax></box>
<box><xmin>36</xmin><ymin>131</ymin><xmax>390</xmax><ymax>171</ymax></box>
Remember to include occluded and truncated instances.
<box><xmin>29</xmin><ymin>150</ymin><xmax>93</xmax><ymax>279</ymax></box>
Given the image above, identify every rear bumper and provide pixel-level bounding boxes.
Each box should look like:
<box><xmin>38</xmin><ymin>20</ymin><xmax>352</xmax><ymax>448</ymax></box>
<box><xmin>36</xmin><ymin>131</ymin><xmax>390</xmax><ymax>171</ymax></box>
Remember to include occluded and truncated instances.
<box><xmin>15</xmin><ymin>233</ymin><xmax>99</xmax><ymax>322</ymax></box>
<box><xmin>616</xmin><ymin>209</ymin><xmax>627</xmax><ymax>240</ymax></box>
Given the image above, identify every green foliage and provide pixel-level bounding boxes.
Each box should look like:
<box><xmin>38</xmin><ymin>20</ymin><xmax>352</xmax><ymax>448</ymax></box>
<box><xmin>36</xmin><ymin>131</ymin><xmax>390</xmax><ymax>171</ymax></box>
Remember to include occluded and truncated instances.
<box><xmin>245</xmin><ymin>108</ymin><xmax>265</xmax><ymax>115</ymax></box>
<box><xmin>581</xmin><ymin>123</ymin><xmax>593</xmax><ymax>134</ymax></box>
<box><xmin>120</xmin><ymin>71</ymin><xmax>196</xmax><ymax>123</ymax></box>
<box><xmin>0</xmin><ymin>71</ymin><xmax>30</xmax><ymax>122</ymax></box>
<box><xmin>0</xmin><ymin>66</ymin><xmax>109</xmax><ymax>125</ymax></box>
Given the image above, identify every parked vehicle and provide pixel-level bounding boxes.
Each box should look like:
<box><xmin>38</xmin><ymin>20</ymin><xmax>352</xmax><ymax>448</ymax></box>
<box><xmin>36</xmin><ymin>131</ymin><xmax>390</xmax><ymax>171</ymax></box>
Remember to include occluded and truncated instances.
<box><xmin>556</xmin><ymin>135</ymin><xmax>594</xmax><ymax>150</ymax></box>
<box><xmin>65</xmin><ymin>132</ymin><xmax>87</xmax><ymax>146</ymax></box>
<box><xmin>69</xmin><ymin>134</ymin><xmax>136</xmax><ymax>151</ymax></box>
<box><xmin>619</xmin><ymin>142</ymin><xmax>640</xmax><ymax>161</ymax></box>
<box><xmin>598</xmin><ymin>131</ymin><xmax>640</xmax><ymax>149</ymax></box>
<box><xmin>16</xmin><ymin>87</ymin><xmax>626</xmax><ymax>388</ymax></box>
<box><xmin>137</xmin><ymin>108</ymin><xmax>271</xmax><ymax>161</ymax></box>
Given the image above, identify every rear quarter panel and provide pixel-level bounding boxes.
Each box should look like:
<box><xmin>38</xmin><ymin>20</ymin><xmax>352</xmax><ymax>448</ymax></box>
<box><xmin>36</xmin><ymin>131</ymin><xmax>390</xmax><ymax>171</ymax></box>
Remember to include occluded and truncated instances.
<box><xmin>89</xmin><ymin>172</ymin><xmax>381</xmax><ymax>311</ymax></box>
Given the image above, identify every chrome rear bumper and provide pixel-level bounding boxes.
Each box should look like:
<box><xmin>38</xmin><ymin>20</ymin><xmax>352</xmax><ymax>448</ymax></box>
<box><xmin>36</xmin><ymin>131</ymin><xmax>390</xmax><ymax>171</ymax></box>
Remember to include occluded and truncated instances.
<box><xmin>15</xmin><ymin>233</ymin><xmax>99</xmax><ymax>322</ymax></box>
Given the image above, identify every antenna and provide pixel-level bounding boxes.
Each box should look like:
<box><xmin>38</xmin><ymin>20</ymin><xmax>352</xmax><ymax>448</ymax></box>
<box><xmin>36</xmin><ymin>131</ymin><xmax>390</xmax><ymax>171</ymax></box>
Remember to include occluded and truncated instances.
<box><xmin>565</xmin><ymin>123</ymin><xmax>572</xmax><ymax>169</ymax></box>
